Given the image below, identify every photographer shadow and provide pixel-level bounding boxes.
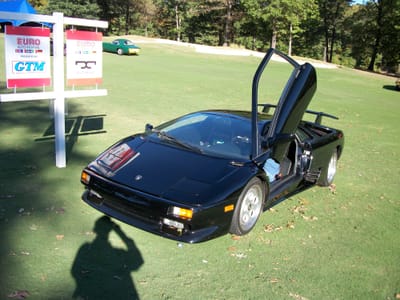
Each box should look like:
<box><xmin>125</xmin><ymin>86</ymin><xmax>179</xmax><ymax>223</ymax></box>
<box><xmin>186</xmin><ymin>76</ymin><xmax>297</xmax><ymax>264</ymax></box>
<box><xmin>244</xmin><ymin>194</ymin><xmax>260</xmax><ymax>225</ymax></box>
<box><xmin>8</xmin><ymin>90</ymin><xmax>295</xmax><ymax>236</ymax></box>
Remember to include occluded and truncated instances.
<box><xmin>71</xmin><ymin>216</ymin><xmax>143</xmax><ymax>299</ymax></box>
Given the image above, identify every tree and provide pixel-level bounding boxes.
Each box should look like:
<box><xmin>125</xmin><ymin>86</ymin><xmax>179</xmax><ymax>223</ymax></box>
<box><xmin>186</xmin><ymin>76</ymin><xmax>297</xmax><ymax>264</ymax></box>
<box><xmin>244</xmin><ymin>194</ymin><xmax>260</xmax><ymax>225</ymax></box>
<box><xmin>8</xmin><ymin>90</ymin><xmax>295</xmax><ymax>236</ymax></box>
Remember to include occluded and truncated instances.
<box><xmin>282</xmin><ymin>0</ymin><xmax>318</xmax><ymax>56</ymax></box>
<box><xmin>134</xmin><ymin>0</ymin><xmax>157</xmax><ymax>37</ymax></box>
<box><xmin>318</xmin><ymin>0</ymin><xmax>352</xmax><ymax>62</ymax></box>
<box><xmin>30</xmin><ymin>0</ymin><xmax>48</xmax><ymax>11</ymax></box>
<box><xmin>367</xmin><ymin>0</ymin><xmax>400</xmax><ymax>71</ymax></box>
<box><xmin>346</xmin><ymin>0</ymin><xmax>400</xmax><ymax>71</ymax></box>
<box><xmin>367</xmin><ymin>0</ymin><xmax>383</xmax><ymax>70</ymax></box>
<box><xmin>379</xmin><ymin>0</ymin><xmax>400</xmax><ymax>72</ymax></box>
<box><xmin>42</xmin><ymin>0</ymin><xmax>100</xmax><ymax>19</ymax></box>
<box><xmin>344</xmin><ymin>3</ymin><xmax>375</xmax><ymax>68</ymax></box>
<box><xmin>240</xmin><ymin>0</ymin><xmax>317</xmax><ymax>52</ymax></box>
<box><xmin>97</xmin><ymin>0</ymin><xmax>125</xmax><ymax>34</ymax></box>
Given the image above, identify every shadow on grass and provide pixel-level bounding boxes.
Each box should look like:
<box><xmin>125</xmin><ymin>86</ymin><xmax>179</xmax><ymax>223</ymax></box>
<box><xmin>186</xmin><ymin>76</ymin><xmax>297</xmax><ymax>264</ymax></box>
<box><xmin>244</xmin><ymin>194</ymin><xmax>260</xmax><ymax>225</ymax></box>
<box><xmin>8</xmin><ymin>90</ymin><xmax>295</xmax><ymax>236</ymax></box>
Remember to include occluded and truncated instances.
<box><xmin>0</xmin><ymin>100</ymin><xmax>109</xmax><ymax>296</ymax></box>
<box><xmin>71</xmin><ymin>216</ymin><xmax>143</xmax><ymax>299</ymax></box>
<box><xmin>34</xmin><ymin>114</ymin><xmax>107</xmax><ymax>159</ymax></box>
<box><xmin>382</xmin><ymin>85</ymin><xmax>399</xmax><ymax>92</ymax></box>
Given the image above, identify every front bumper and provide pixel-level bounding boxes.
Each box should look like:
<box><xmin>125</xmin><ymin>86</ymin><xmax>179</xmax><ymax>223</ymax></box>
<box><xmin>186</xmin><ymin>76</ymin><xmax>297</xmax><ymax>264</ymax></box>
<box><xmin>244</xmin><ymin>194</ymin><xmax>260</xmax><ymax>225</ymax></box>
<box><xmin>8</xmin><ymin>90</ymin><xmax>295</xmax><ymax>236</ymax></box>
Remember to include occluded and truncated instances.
<box><xmin>81</xmin><ymin>179</ymin><xmax>226</xmax><ymax>243</ymax></box>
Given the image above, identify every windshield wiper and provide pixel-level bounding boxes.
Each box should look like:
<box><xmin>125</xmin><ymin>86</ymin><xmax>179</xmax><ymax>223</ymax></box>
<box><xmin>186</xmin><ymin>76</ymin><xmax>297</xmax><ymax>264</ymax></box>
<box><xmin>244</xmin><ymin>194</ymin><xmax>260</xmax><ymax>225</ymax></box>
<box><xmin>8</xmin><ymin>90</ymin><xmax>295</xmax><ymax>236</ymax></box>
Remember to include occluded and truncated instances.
<box><xmin>157</xmin><ymin>131</ymin><xmax>203</xmax><ymax>153</ymax></box>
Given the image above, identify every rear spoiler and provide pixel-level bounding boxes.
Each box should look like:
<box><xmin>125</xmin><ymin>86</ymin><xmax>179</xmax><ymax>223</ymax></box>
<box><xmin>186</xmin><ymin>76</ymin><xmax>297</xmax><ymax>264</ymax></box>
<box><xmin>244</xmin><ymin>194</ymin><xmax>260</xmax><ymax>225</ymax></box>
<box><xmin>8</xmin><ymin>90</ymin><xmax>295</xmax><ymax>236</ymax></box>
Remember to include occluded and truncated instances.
<box><xmin>258</xmin><ymin>103</ymin><xmax>339</xmax><ymax>125</ymax></box>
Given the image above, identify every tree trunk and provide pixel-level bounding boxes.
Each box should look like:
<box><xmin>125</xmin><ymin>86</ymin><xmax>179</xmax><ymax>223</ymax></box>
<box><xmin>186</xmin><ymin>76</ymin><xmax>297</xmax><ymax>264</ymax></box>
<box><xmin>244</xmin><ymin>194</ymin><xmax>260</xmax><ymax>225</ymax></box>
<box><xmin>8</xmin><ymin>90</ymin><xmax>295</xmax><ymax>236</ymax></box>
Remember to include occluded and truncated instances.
<box><xmin>271</xmin><ymin>22</ymin><xmax>277</xmax><ymax>49</ymax></box>
<box><xmin>288</xmin><ymin>23</ymin><xmax>292</xmax><ymax>56</ymax></box>
<box><xmin>125</xmin><ymin>1</ymin><xmax>130</xmax><ymax>35</ymax></box>
<box><xmin>175</xmin><ymin>4</ymin><xmax>181</xmax><ymax>42</ymax></box>
<box><xmin>368</xmin><ymin>0</ymin><xmax>383</xmax><ymax>71</ymax></box>
<box><xmin>322</xmin><ymin>1</ymin><xmax>328</xmax><ymax>62</ymax></box>
<box><xmin>328</xmin><ymin>2</ymin><xmax>341</xmax><ymax>63</ymax></box>
<box><xmin>223</xmin><ymin>0</ymin><xmax>232</xmax><ymax>47</ymax></box>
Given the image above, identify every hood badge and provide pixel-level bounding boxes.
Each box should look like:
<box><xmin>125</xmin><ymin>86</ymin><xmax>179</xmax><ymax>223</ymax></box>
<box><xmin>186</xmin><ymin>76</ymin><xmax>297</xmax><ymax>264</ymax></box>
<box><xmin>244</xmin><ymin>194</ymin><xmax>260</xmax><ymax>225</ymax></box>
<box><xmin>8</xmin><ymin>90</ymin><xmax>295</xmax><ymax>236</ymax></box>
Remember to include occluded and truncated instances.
<box><xmin>134</xmin><ymin>175</ymin><xmax>143</xmax><ymax>181</ymax></box>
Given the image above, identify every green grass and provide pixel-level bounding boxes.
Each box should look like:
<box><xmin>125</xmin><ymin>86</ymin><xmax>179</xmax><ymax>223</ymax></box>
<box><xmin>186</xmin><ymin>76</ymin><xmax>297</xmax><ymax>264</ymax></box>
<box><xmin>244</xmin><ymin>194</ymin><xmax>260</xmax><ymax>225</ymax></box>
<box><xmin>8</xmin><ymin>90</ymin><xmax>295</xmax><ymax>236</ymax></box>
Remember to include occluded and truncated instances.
<box><xmin>0</xmin><ymin>38</ymin><xmax>399</xmax><ymax>300</ymax></box>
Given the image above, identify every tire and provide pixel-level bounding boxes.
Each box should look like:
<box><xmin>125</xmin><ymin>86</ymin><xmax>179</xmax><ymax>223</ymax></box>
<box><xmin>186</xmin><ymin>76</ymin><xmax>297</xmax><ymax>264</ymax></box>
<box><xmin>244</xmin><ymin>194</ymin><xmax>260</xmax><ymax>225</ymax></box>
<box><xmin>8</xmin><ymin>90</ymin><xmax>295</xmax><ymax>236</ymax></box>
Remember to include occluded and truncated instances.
<box><xmin>320</xmin><ymin>150</ymin><xmax>338</xmax><ymax>186</ymax></box>
<box><xmin>117</xmin><ymin>48</ymin><xmax>123</xmax><ymax>55</ymax></box>
<box><xmin>229</xmin><ymin>177</ymin><xmax>265</xmax><ymax>236</ymax></box>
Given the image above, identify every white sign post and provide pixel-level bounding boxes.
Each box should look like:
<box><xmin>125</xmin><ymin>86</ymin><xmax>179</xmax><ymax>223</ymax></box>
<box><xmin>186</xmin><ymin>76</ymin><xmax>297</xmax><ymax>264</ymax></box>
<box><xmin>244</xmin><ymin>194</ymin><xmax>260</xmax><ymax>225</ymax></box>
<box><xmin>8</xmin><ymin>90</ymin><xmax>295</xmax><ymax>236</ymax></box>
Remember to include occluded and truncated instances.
<box><xmin>0</xmin><ymin>11</ymin><xmax>108</xmax><ymax>168</ymax></box>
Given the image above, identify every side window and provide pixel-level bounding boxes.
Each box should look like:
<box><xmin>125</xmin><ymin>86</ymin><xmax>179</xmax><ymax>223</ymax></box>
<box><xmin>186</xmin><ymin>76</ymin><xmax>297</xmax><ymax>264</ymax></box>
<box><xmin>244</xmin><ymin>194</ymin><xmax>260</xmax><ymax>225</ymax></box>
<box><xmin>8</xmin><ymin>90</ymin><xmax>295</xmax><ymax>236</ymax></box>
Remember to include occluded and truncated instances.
<box><xmin>296</xmin><ymin>128</ymin><xmax>311</xmax><ymax>142</ymax></box>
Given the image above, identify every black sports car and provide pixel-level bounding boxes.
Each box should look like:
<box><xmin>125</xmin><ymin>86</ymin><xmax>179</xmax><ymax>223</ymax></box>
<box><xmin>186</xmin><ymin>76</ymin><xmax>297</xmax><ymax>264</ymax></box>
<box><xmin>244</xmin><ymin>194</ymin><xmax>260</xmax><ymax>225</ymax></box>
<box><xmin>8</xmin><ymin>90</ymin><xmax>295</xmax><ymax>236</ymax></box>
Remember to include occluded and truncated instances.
<box><xmin>81</xmin><ymin>48</ymin><xmax>344</xmax><ymax>243</ymax></box>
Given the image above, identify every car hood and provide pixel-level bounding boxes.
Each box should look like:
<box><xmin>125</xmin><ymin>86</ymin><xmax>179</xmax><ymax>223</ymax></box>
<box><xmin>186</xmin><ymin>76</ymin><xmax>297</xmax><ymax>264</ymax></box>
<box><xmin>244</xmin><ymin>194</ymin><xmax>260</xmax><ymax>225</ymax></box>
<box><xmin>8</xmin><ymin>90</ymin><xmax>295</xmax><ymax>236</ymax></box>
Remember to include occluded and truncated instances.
<box><xmin>88</xmin><ymin>136</ymin><xmax>244</xmax><ymax>205</ymax></box>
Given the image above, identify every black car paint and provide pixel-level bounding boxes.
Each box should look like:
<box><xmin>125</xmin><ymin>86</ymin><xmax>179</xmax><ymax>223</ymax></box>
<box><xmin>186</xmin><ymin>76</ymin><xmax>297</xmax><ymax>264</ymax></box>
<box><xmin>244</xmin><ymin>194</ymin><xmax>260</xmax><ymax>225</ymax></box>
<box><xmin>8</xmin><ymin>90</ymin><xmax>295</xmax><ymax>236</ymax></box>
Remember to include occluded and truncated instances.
<box><xmin>81</xmin><ymin>49</ymin><xmax>344</xmax><ymax>243</ymax></box>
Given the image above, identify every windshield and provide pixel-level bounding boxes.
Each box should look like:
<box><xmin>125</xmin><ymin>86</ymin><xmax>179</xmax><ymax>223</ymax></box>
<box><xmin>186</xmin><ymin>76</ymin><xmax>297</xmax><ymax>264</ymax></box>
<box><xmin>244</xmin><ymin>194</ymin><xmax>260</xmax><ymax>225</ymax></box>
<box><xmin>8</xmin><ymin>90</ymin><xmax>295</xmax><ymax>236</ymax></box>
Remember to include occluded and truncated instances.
<box><xmin>151</xmin><ymin>112</ymin><xmax>253</xmax><ymax>159</ymax></box>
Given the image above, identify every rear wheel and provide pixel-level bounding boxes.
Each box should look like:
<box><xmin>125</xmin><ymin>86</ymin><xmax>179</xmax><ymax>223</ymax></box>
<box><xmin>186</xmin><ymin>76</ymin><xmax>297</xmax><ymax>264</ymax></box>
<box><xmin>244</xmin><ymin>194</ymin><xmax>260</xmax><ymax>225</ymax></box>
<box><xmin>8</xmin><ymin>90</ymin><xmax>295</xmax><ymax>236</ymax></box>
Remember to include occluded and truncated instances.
<box><xmin>320</xmin><ymin>150</ymin><xmax>338</xmax><ymax>186</ymax></box>
<box><xmin>229</xmin><ymin>177</ymin><xmax>265</xmax><ymax>236</ymax></box>
<box><xmin>117</xmin><ymin>48</ymin><xmax>123</xmax><ymax>55</ymax></box>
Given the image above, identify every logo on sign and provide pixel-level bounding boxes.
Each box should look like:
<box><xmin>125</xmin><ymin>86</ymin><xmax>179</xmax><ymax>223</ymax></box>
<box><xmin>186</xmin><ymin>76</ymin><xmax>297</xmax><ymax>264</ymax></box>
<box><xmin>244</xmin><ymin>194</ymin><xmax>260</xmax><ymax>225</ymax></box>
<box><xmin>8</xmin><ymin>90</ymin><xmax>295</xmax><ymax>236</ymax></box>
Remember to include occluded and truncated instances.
<box><xmin>12</xmin><ymin>61</ymin><xmax>46</xmax><ymax>73</ymax></box>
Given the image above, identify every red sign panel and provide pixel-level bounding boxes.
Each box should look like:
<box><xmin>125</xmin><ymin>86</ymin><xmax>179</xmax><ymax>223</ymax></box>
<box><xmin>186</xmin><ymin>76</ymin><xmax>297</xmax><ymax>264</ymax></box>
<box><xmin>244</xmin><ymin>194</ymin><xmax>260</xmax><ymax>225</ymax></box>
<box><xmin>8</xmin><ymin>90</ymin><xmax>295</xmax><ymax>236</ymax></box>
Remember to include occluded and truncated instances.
<box><xmin>5</xmin><ymin>26</ymin><xmax>51</xmax><ymax>88</ymax></box>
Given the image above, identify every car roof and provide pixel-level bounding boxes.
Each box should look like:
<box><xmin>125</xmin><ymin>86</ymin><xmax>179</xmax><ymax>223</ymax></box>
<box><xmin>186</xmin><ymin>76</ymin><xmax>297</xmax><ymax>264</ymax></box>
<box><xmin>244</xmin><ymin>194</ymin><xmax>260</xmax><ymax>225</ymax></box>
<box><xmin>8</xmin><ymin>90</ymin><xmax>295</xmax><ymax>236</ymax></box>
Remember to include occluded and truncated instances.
<box><xmin>199</xmin><ymin>109</ymin><xmax>272</xmax><ymax>122</ymax></box>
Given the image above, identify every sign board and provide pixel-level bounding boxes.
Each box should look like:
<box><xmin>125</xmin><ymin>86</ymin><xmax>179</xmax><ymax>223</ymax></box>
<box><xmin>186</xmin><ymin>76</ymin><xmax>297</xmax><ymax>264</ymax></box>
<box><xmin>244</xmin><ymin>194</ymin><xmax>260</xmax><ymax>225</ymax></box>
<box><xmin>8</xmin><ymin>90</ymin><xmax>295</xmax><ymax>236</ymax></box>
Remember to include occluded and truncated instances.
<box><xmin>0</xmin><ymin>11</ymin><xmax>108</xmax><ymax>168</ymax></box>
<box><xmin>66</xmin><ymin>30</ymin><xmax>103</xmax><ymax>86</ymax></box>
<box><xmin>5</xmin><ymin>26</ymin><xmax>51</xmax><ymax>88</ymax></box>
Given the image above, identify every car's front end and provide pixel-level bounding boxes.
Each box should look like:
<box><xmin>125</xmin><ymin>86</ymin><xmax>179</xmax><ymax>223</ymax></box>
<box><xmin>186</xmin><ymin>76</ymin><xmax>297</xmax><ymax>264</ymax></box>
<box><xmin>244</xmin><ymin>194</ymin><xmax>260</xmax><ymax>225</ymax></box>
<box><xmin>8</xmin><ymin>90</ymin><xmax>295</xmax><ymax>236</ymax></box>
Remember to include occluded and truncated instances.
<box><xmin>80</xmin><ymin>114</ymin><xmax>257</xmax><ymax>242</ymax></box>
<box><xmin>81</xmin><ymin>167</ymin><xmax>236</xmax><ymax>243</ymax></box>
<box><xmin>127</xmin><ymin>47</ymin><xmax>140</xmax><ymax>55</ymax></box>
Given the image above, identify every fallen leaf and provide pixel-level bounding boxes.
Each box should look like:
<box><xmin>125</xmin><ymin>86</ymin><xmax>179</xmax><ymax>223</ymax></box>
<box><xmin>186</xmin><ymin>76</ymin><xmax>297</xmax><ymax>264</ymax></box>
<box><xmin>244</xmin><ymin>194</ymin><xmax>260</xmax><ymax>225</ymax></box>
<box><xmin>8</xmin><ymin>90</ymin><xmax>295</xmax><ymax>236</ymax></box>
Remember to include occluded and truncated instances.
<box><xmin>8</xmin><ymin>290</ymin><xmax>30</xmax><ymax>299</ymax></box>
<box><xmin>56</xmin><ymin>208</ymin><xmax>65</xmax><ymax>214</ymax></box>
<box><xmin>395</xmin><ymin>293</ymin><xmax>400</xmax><ymax>299</ymax></box>
<box><xmin>269</xmin><ymin>278</ymin><xmax>279</xmax><ymax>283</ymax></box>
<box><xmin>231</xmin><ymin>235</ymin><xmax>241</xmax><ymax>240</ymax></box>
<box><xmin>302</xmin><ymin>215</ymin><xmax>318</xmax><ymax>222</ymax></box>
<box><xmin>329</xmin><ymin>183</ymin><xmax>336</xmax><ymax>193</ymax></box>
<box><xmin>227</xmin><ymin>246</ymin><xmax>237</xmax><ymax>252</ymax></box>
<box><xmin>234</xmin><ymin>253</ymin><xmax>247</xmax><ymax>259</ymax></box>
<box><xmin>286</xmin><ymin>220</ymin><xmax>295</xmax><ymax>229</ymax></box>
<box><xmin>289</xmin><ymin>292</ymin><xmax>308</xmax><ymax>300</ymax></box>
<box><xmin>29</xmin><ymin>224</ymin><xmax>38</xmax><ymax>231</ymax></box>
<box><xmin>56</xmin><ymin>234</ymin><xmax>64</xmax><ymax>241</ymax></box>
<box><xmin>299</xmin><ymin>198</ymin><xmax>310</xmax><ymax>206</ymax></box>
<box><xmin>264</xmin><ymin>224</ymin><xmax>275</xmax><ymax>233</ymax></box>
<box><xmin>291</xmin><ymin>205</ymin><xmax>307</xmax><ymax>214</ymax></box>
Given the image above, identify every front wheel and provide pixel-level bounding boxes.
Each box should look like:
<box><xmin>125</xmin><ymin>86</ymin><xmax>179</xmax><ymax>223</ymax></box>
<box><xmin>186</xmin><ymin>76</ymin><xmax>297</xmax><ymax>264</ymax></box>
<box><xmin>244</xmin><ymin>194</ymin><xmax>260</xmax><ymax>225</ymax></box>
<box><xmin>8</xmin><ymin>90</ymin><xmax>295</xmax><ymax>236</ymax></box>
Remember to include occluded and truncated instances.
<box><xmin>117</xmin><ymin>48</ymin><xmax>123</xmax><ymax>55</ymax></box>
<box><xmin>229</xmin><ymin>177</ymin><xmax>265</xmax><ymax>236</ymax></box>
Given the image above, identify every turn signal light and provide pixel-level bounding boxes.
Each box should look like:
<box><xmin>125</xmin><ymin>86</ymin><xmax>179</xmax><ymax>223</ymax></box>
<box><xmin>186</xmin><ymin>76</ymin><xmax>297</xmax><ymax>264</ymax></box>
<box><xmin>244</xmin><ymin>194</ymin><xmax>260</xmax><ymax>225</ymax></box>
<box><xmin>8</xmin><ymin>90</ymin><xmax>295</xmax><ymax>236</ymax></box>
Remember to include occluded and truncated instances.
<box><xmin>224</xmin><ymin>204</ymin><xmax>234</xmax><ymax>212</ymax></box>
<box><xmin>81</xmin><ymin>171</ymin><xmax>91</xmax><ymax>184</ymax></box>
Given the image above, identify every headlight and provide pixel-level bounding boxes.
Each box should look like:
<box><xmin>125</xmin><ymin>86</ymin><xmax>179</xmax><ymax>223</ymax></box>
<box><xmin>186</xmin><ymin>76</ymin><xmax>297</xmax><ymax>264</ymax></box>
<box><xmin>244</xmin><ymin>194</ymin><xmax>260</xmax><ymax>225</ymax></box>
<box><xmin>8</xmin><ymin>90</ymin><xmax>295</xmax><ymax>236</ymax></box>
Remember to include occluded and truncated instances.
<box><xmin>168</xmin><ymin>206</ymin><xmax>193</xmax><ymax>220</ymax></box>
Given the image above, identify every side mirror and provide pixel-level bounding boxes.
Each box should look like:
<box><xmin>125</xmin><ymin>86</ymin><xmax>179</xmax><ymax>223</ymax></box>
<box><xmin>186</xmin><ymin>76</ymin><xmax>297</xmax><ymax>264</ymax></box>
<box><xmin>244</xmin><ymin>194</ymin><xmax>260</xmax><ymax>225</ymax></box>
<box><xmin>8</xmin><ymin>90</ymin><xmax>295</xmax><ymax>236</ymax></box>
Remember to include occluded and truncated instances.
<box><xmin>145</xmin><ymin>123</ymin><xmax>153</xmax><ymax>134</ymax></box>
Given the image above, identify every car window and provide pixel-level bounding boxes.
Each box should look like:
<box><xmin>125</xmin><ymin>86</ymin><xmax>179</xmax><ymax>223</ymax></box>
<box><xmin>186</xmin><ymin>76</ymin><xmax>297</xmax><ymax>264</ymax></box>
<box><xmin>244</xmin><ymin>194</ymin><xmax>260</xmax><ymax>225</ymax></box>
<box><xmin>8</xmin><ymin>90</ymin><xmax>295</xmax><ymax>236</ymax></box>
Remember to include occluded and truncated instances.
<box><xmin>156</xmin><ymin>112</ymin><xmax>252</xmax><ymax>159</ymax></box>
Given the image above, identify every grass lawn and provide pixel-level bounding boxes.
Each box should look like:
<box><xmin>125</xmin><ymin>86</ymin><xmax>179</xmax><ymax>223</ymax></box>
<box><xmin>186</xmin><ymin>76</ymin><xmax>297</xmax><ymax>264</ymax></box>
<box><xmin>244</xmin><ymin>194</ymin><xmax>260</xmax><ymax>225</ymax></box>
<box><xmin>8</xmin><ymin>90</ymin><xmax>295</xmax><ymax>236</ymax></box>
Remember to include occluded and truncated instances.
<box><xmin>0</xmin><ymin>37</ymin><xmax>399</xmax><ymax>299</ymax></box>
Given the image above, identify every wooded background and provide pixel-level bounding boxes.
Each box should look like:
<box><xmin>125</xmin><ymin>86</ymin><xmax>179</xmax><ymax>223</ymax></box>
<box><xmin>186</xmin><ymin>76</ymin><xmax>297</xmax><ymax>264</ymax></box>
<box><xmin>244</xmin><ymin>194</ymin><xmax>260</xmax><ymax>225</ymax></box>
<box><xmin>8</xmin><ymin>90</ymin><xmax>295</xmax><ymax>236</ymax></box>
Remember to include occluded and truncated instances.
<box><xmin>30</xmin><ymin>0</ymin><xmax>399</xmax><ymax>73</ymax></box>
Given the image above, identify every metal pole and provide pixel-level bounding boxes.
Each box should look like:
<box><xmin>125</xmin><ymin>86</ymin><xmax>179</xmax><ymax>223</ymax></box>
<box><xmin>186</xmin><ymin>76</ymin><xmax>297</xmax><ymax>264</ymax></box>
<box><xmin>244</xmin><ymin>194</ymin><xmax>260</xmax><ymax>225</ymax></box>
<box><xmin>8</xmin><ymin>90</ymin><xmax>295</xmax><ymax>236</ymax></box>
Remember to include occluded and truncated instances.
<box><xmin>52</xmin><ymin>12</ymin><xmax>66</xmax><ymax>168</ymax></box>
